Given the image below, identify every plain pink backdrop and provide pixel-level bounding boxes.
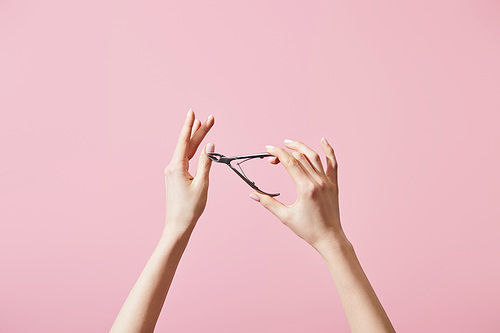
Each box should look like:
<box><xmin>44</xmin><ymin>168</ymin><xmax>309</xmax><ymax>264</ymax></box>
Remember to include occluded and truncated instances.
<box><xmin>1</xmin><ymin>1</ymin><xmax>499</xmax><ymax>332</ymax></box>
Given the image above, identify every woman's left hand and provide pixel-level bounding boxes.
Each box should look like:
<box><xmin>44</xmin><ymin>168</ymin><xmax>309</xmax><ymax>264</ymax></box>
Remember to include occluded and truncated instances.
<box><xmin>164</xmin><ymin>109</ymin><xmax>215</xmax><ymax>236</ymax></box>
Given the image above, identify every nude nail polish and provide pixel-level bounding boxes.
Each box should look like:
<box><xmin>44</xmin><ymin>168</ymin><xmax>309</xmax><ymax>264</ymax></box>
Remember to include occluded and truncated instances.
<box><xmin>249</xmin><ymin>193</ymin><xmax>260</xmax><ymax>202</ymax></box>
<box><xmin>206</xmin><ymin>143</ymin><xmax>215</xmax><ymax>153</ymax></box>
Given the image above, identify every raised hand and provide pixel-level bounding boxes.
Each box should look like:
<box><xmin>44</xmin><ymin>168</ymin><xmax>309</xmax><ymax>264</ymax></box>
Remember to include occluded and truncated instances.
<box><xmin>251</xmin><ymin>138</ymin><xmax>395</xmax><ymax>333</ymax></box>
<box><xmin>111</xmin><ymin>109</ymin><xmax>215</xmax><ymax>333</ymax></box>
<box><xmin>164</xmin><ymin>109</ymin><xmax>215</xmax><ymax>236</ymax></box>
<box><xmin>250</xmin><ymin>138</ymin><xmax>347</xmax><ymax>254</ymax></box>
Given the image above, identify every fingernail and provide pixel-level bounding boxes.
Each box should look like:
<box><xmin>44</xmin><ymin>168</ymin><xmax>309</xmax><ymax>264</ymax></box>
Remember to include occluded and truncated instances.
<box><xmin>265</xmin><ymin>145</ymin><xmax>275</xmax><ymax>149</ymax></box>
<box><xmin>321</xmin><ymin>137</ymin><xmax>329</xmax><ymax>145</ymax></box>
<box><xmin>208</xmin><ymin>114</ymin><xmax>214</xmax><ymax>121</ymax></box>
<box><xmin>249</xmin><ymin>193</ymin><xmax>260</xmax><ymax>202</ymax></box>
<box><xmin>284</xmin><ymin>139</ymin><xmax>294</xmax><ymax>144</ymax></box>
<box><xmin>206</xmin><ymin>143</ymin><xmax>215</xmax><ymax>153</ymax></box>
<box><xmin>187</xmin><ymin>108</ymin><xmax>194</xmax><ymax>116</ymax></box>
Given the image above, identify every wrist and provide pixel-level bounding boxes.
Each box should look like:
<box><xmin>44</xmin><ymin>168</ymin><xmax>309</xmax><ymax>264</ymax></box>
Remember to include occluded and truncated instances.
<box><xmin>161</xmin><ymin>222</ymin><xmax>194</xmax><ymax>246</ymax></box>
<box><xmin>313</xmin><ymin>231</ymin><xmax>352</xmax><ymax>258</ymax></box>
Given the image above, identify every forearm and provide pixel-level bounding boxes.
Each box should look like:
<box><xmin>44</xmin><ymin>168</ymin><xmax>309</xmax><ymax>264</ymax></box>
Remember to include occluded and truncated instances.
<box><xmin>319</xmin><ymin>237</ymin><xmax>395</xmax><ymax>333</ymax></box>
<box><xmin>110</xmin><ymin>225</ymin><xmax>192</xmax><ymax>333</ymax></box>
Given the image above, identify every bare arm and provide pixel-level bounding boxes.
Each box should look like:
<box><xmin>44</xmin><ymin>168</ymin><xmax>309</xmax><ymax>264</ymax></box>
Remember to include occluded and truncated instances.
<box><xmin>110</xmin><ymin>110</ymin><xmax>215</xmax><ymax>332</ymax></box>
<box><xmin>318</xmin><ymin>238</ymin><xmax>394</xmax><ymax>333</ymax></box>
<box><xmin>110</xmin><ymin>227</ymin><xmax>191</xmax><ymax>333</ymax></box>
<box><xmin>251</xmin><ymin>138</ymin><xmax>395</xmax><ymax>333</ymax></box>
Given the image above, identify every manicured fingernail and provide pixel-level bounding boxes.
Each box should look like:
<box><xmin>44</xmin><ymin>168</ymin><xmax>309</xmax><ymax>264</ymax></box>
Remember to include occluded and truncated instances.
<box><xmin>321</xmin><ymin>137</ymin><xmax>329</xmax><ymax>145</ymax></box>
<box><xmin>249</xmin><ymin>193</ymin><xmax>260</xmax><ymax>202</ymax></box>
<box><xmin>265</xmin><ymin>145</ymin><xmax>275</xmax><ymax>149</ymax></box>
<box><xmin>208</xmin><ymin>114</ymin><xmax>214</xmax><ymax>121</ymax></box>
<box><xmin>187</xmin><ymin>108</ymin><xmax>194</xmax><ymax>116</ymax></box>
<box><xmin>206</xmin><ymin>143</ymin><xmax>215</xmax><ymax>153</ymax></box>
<box><xmin>284</xmin><ymin>139</ymin><xmax>294</xmax><ymax>144</ymax></box>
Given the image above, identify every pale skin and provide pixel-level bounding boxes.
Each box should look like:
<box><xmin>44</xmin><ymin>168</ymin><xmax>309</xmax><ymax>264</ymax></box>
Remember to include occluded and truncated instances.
<box><xmin>110</xmin><ymin>110</ymin><xmax>395</xmax><ymax>332</ymax></box>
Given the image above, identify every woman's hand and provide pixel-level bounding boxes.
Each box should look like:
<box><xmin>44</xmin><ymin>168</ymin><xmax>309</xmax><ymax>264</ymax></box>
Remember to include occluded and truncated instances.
<box><xmin>164</xmin><ymin>109</ymin><xmax>215</xmax><ymax>236</ymax></box>
<box><xmin>250</xmin><ymin>138</ymin><xmax>347</xmax><ymax>254</ymax></box>
<box><xmin>251</xmin><ymin>139</ymin><xmax>396</xmax><ymax>333</ymax></box>
<box><xmin>111</xmin><ymin>109</ymin><xmax>215</xmax><ymax>333</ymax></box>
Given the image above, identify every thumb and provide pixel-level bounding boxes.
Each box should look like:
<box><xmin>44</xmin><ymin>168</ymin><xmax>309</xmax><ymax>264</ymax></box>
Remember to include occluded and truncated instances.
<box><xmin>194</xmin><ymin>143</ymin><xmax>215</xmax><ymax>186</ymax></box>
<box><xmin>250</xmin><ymin>191</ymin><xmax>287</xmax><ymax>221</ymax></box>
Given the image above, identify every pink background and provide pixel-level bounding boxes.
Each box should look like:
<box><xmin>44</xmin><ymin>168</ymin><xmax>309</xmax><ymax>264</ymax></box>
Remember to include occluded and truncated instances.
<box><xmin>1</xmin><ymin>1</ymin><xmax>499</xmax><ymax>332</ymax></box>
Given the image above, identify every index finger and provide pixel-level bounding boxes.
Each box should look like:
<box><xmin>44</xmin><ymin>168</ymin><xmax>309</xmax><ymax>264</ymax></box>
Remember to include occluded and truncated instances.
<box><xmin>172</xmin><ymin>109</ymin><xmax>195</xmax><ymax>163</ymax></box>
<box><xmin>266</xmin><ymin>146</ymin><xmax>309</xmax><ymax>189</ymax></box>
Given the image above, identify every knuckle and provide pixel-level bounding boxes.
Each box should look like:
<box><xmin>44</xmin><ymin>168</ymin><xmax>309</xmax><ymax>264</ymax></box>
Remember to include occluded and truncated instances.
<box><xmin>317</xmin><ymin>179</ymin><xmax>328</xmax><ymax>190</ymax></box>
<box><xmin>165</xmin><ymin>164</ymin><xmax>182</xmax><ymax>176</ymax></box>
<box><xmin>302</xmin><ymin>182</ymin><xmax>317</xmax><ymax>196</ymax></box>
<box><xmin>292</xmin><ymin>151</ymin><xmax>305</xmax><ymax>161</ymax></box>
<box><xmin>304</xmin><ymin>180</ymin><xmax>330</xmax><ymax>198</ymax></box>
<box><xmin>286</xmin><ymin>157</ymin><xmax>299</xmax><ymax>168</ymax></box>
<box><xmin>311</xmin><ymin>185</ymin><xmax>322</xmax><ymax>198</ymax></box>
<box><xmin>311</xmin><ymin>152</ymin><xmax>321</xmax><ymax>163</ymax></box>
<box><xmin>328</xmin><ymin>157</ymin><xmax>338</xmax><ymax>169</ymax></box>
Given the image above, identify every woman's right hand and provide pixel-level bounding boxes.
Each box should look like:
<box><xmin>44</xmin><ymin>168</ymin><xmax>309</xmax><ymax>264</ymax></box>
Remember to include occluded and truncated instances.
<box><xmin>250</xmin><ymin>138</ymin><xmax>349</xmax><ymax>254</ymax></box>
